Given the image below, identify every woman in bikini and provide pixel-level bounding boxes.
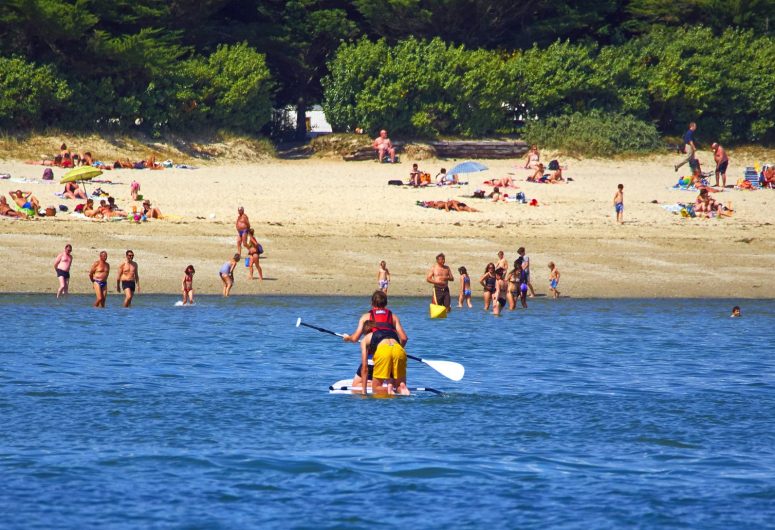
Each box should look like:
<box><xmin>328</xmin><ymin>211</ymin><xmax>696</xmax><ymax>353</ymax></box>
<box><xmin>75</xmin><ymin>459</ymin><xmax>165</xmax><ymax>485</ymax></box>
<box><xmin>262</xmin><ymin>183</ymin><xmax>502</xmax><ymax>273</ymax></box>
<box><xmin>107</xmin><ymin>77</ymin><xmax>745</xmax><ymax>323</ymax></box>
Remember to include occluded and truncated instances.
<box><xmin>457</xmin><ymin>266</ymin><xmax>473</xmax><ymax>308</ymax></box>
<box><xmin>492</xmin><ymin>268</ymin><xmax>508</xmax><ymax>316</ymax></box>
<box><xmin>246</xmin><ymin>228</ymin><xmax>263</xmax><ymax>281</ymax></box>
<box><xmin>479</xmin><ymin>263</ymin><xmax>497</xmax><ymax>311</ymax></box>
<box><xmin>524</xmin><ymin>145</ymin><xmax>540</xmax><ymax>169</ymax></box>
<box><xmin>63</xmin><ymin>181</ymin><xmax>87</xmax><ymax>200</ymax></box>
<box><xmin>506</xmin><ymin>261</ymin><xmax>521</xmax><ymax>310</ymax></box>
<box><xmin>181</xmin><ymin>265</ymin><xmax>195</xmax><ymax>305</ymax></box>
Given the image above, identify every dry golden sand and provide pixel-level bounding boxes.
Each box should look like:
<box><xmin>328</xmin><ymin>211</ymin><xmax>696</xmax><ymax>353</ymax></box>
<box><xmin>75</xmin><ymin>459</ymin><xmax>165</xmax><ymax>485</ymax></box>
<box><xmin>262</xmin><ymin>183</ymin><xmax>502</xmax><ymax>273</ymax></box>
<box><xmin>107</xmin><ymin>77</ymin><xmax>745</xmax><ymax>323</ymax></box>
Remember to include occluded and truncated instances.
<box><xmin>1</xmin><ymin>152</ymin><xmax>774</xmax><ymax>298</ymax></box>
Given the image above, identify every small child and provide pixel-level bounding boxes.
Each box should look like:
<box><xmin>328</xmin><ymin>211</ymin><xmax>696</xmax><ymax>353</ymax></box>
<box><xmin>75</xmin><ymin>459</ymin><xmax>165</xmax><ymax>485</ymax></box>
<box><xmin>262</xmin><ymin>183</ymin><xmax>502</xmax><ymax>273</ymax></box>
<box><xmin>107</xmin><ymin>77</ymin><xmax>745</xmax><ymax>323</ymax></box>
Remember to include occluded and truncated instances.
<box><xmin>377</xmin><ymin>261</ymin><xmax>390</xmax><ymax>293</ymax></box>
<box><xmin>613</xmin><ymin>183</ymin><xmax>624</xmax><ymax>224</ymax></box>
<box><xmin>182</xmin><ymin>265</ymin><xmax>195</xmax><ymax>305</ymax></box>
<box><xmin>131</xmin><ymin>180</ymin><xmax>140</xmax><ymax>201</ymax></box>
<box><xmin>457</xmin><ymin>266</ymin><xmax>472</xmax><ymax>308</ymax></box>
<box><xmin>731</xmin><ymin>305</ymin><xmax>741</xmax><ymax>318</ymax></box>
<box><xmin>548</xmin><ymin>261</ymin><xmax>560</xmax><ymax>299</ymax></box>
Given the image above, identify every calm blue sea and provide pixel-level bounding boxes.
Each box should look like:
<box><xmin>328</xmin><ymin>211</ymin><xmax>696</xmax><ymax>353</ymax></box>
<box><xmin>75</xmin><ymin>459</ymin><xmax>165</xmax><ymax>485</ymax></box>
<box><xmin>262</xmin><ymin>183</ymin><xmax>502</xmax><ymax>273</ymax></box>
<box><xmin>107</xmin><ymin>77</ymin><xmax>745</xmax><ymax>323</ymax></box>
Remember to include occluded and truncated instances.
<box><xmin>1</xmin><ymin>295</ymin><xmax>773</xmax><ymax>529</ymax></box>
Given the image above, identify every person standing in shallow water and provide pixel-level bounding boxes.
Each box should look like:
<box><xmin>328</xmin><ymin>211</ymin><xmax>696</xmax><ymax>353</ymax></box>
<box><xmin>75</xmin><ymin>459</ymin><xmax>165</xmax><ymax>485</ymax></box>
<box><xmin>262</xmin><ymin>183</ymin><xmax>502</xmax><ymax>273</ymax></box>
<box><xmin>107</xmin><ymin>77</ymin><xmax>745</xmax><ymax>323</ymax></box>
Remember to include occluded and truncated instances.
<box><xmin>54</xmin><ymin>244</ymin><xmax>73</xmax><ymax>299</ymax></box>
<box><xmin>116</xmin><ymin>250</ymin><xmax>140</xmax><ymax>308</ymax></box>
<box><xmin>89</xmin><ymin>251</ymin><xmax>110</xmax><ymax>308</ymax></box>
<box><xmin>426</xmin><ymin>253</ymin><xmax>454</xmax><ymax>312</ymax></box>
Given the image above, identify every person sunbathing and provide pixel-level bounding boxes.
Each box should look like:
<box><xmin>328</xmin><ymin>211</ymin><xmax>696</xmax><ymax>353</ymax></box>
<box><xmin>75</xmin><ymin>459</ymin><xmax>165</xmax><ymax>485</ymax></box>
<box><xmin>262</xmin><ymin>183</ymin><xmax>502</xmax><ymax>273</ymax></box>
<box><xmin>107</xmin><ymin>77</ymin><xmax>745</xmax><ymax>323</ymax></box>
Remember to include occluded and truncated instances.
<box><xmin>10</xmin><ymin>190</ymin><xmax>40</xmax><ymax>211</ymax></box>
<box><xmin>547</xmin><ymin>166</ymin><xmax>565</xmax><ymax>184</ymax></box>
<box><xmin>694</xmin><ymin>189</ymin><xmax>722</xmax><ymax>218</ymax></box>
<box><xmin>489</xmin><ymin>187</ymin><xmax>505</xmax><ymax>202</ymax></box>
<box><xmin>63</xmin><ymin>181</ymin><xmax>87</xmax><ymax>200</ymax></box>
<box><xmin>82</xmin><ymin>199</ymin><xmax>102</xmax><ymax>218</ymax></box>
<box><xmin>421</xmin><ymin>200</ymin><xmax>479</xmax><ymax>212</ymax></box>
<box><xmin>80</xmin><ymin>151</ymin><xmax>94</xmax><ymax>166</ymax></box>
<box><xmin>527</xmin><ymin>164</ymin><xmax>545</xmax><ymax>182</ymax></box>
<box><xmin>488</xmin><ymin>176</ymin><xmax>515</xmax><ymax>188</ymax></box>
<box><xmin>142</xmin><ymin>199</ymin><xmax>163</xmax><ymax>219</ymax></box>
<box><xmin>97</xmin><ymin>199</ymin><xmax>125</xmax><ymax>219</ymax></box>
<box><xmin>0</xmin><ymin>196</ymin><xmax>27</xmax><ymax>218</ymax></box>
<box><xmin>523</xmin><ymin>145</ymin><xmax>540</xmax><ymax>169</ymax></box>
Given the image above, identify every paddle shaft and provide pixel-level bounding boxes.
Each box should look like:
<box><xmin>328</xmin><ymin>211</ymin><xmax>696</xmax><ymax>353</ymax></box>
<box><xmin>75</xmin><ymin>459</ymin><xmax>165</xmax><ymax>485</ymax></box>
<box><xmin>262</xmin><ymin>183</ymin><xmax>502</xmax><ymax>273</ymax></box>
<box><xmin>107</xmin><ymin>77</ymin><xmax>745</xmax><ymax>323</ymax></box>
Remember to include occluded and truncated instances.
<box><xmin>298</xmin><ymin>321</ymin><xmax>343</xmax><ymax>338</ymax></box>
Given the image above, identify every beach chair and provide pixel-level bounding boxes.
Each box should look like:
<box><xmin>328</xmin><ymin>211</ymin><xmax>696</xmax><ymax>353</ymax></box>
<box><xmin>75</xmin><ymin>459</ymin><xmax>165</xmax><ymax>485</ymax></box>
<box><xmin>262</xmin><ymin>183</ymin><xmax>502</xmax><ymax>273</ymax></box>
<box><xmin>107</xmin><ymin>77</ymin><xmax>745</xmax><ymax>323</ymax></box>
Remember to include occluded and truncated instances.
<box><xmin>743</xmin><ymin>167</ymin><xmax>761</xmax><ymax>188</ymax></box>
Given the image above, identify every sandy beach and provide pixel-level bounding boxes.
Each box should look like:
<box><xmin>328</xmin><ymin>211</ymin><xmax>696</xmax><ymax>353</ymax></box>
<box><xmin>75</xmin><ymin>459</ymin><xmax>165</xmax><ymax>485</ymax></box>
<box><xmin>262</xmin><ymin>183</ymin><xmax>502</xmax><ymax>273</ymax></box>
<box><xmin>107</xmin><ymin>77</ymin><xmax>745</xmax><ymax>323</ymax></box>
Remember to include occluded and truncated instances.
<box><xmin>1</xmin><ymin>152</ymin><xmax>773</xmax><ymax>298</ymax></box>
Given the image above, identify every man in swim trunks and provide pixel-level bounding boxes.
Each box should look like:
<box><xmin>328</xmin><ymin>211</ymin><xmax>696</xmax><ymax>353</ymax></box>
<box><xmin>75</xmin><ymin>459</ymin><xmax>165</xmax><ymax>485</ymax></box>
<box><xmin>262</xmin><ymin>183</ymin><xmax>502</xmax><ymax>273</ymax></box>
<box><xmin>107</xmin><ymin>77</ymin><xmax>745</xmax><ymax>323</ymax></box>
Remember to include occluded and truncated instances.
<box><xmin>359</xmin><ymin>320</ymin><xmax>410</xmax><ymax>395</ymax></box>
<box><xmin>426</xmin><ymin>253</ymin><xmax>454</xmax><ymax>312</ymax></box>
<box><xmin>235</xmin><ymin>206</ymin><xmax>250</xmax><ymax>254</ymax></box>
<box><xmin>517</xmin><ymin>247</ymin><xmax>536</xmax><ymax>297</ymax></box>
<box><xmin>343</xmin><ymin>290</ymin><xmax>408</xmax><ymax>390</ymax></box>
<box><xmin>711</xmin><ymin>142</ymin><xmax>729</xmax><ymax>188</ymax></box>
<box><xmin>10</xmin><ymin>190</ymin><xmax>40</xmax><ymax>212</ymax></box>
<box><xmin>372</xmin><ymin>129</ymin><xmax>396</xmax><ymax>163</ymax></box>
<box><xmin>116</xmin><ymin>250</ymin><xmax>140</xmax><ymax>308</ymax></box>
<box><xmin>89</xmin><ymin>251</ymin><xmax>110</xmax><ymax>308</ymax></box>
<box><xmin>53</xmin><ymin>244</ymin><xmax>73</xmax><ymax>299</ymax></box>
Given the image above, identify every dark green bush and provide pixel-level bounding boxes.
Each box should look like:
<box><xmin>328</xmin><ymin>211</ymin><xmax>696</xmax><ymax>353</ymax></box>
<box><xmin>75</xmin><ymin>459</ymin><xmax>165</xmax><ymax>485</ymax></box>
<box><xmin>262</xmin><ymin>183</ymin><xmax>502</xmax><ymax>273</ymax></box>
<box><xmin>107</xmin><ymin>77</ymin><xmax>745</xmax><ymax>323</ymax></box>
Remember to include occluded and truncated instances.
<box><xmin>523</xmin><ymin>111</ymin><xmax>662</xmax><ymax>156</ymax></box>
<box><xmin>0</xmin><ymin>57</ymin><xmax>71</xmax><ymax>128</ymax></box>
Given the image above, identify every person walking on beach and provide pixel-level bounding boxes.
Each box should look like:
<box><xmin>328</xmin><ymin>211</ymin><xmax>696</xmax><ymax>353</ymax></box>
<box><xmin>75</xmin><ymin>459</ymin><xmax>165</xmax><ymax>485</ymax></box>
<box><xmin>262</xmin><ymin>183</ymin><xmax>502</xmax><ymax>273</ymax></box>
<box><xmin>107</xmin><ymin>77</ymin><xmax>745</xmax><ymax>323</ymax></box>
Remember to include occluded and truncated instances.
<box><xmin>517</xmin><ymin>247</ymin><xmax>536</xmax><ymax>297</ymax></box>
<box><xmin>53</xmin><ymin>244</ymin><xmax>73</xmax><ymax>299</ymax></box>
<box><xmin>711</xmin><ymin>142</ymin><xmax>729</xmax><ymax>188</ymax></box>
<box><xmin>182</xmin><ymin>265</ymin><xmax>195</xmax><ymax>305</ymax></box>
<box><xmin>614</xmin><ymin>184</ymin><xmax>624</xmax><ymax>224</ymax></box>
<box><xmin>426</xmin><ymin>253</ymin><xmax>454</xmax><ymax>312</ymax></box>
<box><xmin>116</xmin><ymin>250</ymin><xmax>140</xmax><ymax>308</ymax></box>
<box><xmin>235</xmin><ymin>207</ymin><xmax>250</xmax><ymax>254</ymax></box>
<box><xmin>220</xmin><ymin>254</ymin><xmax>240</xmax><ymax>297</ymax></box>
<box><xmin>343</xmin><ymin>290</ymin><xmax>408</xmax><ymax>390</ymax></box>
<box><xmin>548</xmin><ymin>261</ymin><xmax>561</xmax><ymax>299</ymax></box>
<box><xmin>457</xmin><ymin>266</ymin><xmax>473</xmax><ymax>308</ymax></box>
<box><xmin>377</xmin><ymin>261</ymin><xmax>390</xmax><ymax>293</ymax></box>
<box><xmin>675</xmin><ymin>122</ymin><xmax>698</xmax><ymax>172</ymax></box>
<box><xmin>88</xmin><ymin>251</ymin><xmax>110</xmax><ymax>308</ymax></box>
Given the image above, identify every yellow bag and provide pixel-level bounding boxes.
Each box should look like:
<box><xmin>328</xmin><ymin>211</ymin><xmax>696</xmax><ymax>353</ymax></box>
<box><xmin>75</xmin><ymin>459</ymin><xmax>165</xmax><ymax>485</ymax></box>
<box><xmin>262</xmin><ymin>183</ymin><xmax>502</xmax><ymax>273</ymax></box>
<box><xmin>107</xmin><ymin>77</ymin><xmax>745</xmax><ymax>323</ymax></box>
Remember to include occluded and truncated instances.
<box><xmin>429</xmin><ymin>289</ymin><xmax>448</xmax><ymax>319</ymax></box>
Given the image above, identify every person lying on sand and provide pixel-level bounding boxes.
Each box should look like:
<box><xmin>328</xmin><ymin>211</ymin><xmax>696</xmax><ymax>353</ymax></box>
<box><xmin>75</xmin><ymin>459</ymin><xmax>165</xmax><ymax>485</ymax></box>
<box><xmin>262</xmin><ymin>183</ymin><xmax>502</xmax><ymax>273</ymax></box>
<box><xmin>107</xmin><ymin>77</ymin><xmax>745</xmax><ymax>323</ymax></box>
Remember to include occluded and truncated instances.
<box><xmin>0</xmin><ymin>196</ymin><xmax>27</xmax><ymax>218</ymax></box>
<box><xmin>419</xmin><ymin>200</ymin><xmax>479</xmax><ymax>212</ymax></box>
<box><xmin>142</xmin><ymin>200</ymin><xmax>163</xmax><ymax>219</ymax></box>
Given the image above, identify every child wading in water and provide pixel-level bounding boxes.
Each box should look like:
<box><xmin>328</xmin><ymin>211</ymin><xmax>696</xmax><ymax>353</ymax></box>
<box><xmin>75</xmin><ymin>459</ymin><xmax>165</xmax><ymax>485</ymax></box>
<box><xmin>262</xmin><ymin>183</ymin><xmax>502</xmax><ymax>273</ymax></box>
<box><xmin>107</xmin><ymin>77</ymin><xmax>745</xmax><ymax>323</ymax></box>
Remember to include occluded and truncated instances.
<box><xmin>548</xmin><ymin>262</ymin><xmax>560</xmax><ymax>299</ymax></box>
<box><xmin>182</xmin><ymin>265</ymin><xmax>195</xmax><ymax>305</ymax></box>
<box><xmin>457</xmin><ymin>266</ymin><xmax>473</xmax><ymax>308</ymax></box>
<box><xmin>614</xmin><ymin>184</ymin><xmax>624</xmax><ymax>224</ymax></box>
<box><xmin>377</xmin><ymin>261</ymin><xmax>390</xmax><ymax>293</ymax></box>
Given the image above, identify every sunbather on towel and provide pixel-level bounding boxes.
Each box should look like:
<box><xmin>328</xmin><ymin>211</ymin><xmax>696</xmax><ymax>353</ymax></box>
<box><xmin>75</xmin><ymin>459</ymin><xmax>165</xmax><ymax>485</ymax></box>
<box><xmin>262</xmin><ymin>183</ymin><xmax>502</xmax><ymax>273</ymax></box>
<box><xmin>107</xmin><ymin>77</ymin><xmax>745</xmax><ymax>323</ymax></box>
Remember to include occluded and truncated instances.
<box><xmin>10</xmin><ymin>190</ymin><xmax>40</xmax><ymax>211</ymax></box>
<box><xmin>527</xmin><ymin>164</ymin><xmax>545</xmax><ymax>182</ymax></box>
<box><xmin>63</xmin><ymin>181</ymin><xmax>87</xmax><ymax>200</ymax></box>
<box><xmin>485</xmin><ymin>176</ymin><xmax>516</xmax><ymax>188</ymax></box>
<box><xmin>0</xmin><ymin>196</ymin><xmax>27</xmax><ymax>218</ymax></box>
<box><xmin>419</xmin><ymin>200</ymin><xmax>479</xmax><ymax>212</ymax></box>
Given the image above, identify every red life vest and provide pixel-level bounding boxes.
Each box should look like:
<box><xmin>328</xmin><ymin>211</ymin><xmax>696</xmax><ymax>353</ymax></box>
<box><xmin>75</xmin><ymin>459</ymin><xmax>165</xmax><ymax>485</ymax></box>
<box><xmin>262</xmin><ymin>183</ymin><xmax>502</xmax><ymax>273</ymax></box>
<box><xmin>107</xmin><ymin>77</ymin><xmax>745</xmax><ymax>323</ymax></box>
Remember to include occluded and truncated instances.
<box><xmin>368</xmin><ymin>307</ymin><xmax>395</xmax><ymax>332</ymax></box>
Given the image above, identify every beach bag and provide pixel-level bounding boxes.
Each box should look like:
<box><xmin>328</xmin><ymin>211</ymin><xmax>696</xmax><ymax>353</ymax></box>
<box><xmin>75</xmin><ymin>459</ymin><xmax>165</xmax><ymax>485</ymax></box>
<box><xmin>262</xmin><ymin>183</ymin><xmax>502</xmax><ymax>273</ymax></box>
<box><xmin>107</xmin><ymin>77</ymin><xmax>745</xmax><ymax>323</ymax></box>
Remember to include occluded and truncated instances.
<box><xmin>388</xmin><ymin>180</ymin><xmax>403</xmax><ymax>186</ymax></box>
<box><xmin>548</xmin><ymin>159</ymin><xmax>560</xmax><ymax>171</ymax></box>
<box><xmin>516</xmin><ymin>191</ymin><xmax>526</xmax><ymax>203</ymax></box>
<box><xmin>429</xmin><ymin>289</ymin><xmax>447</xmax><ymax>319</ymax></box>
<box><xmin>42</xmin><ymin>168</ymin><xmax>54</xmax><ymax>180</ymax></box>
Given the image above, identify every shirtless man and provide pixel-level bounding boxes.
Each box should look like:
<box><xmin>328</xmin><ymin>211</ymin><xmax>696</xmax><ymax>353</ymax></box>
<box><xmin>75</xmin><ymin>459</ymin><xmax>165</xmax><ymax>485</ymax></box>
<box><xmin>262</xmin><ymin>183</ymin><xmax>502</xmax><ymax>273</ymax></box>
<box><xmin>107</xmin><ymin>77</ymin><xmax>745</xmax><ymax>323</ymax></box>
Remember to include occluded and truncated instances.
<box><xmin>0</xmin><ymin>196</ymin><xmax>26</xmax><ymax>218</ymax></box>
<box><xmin>517</xmin><ymin>246</ymin><xmax>536</xmax><ymax>297</ymax></box>
<box><xmin>89</xmin><ymin>251</ymin><xmax>110</xmax><ymax>308</ymax></box>
<box><xmin>711</xmin><ymin>142</ymin><xmax>729</xmax><ymax>188</ymax></box>
<box><xmin>235</xmin><ymin>206</ymin><xmax>250</xmax><ymax>254</ymax></box>
<box><xmin>116</xmin><ymin>250</ymin><xmax>140</xmax><ymax>308</ymax></box>
<box><xmin>496</xmin><ymin>250</ymin><xmax>508</xmax><ymax>272</ymax></box>
<box><xmin>426</xmin><ymin>253</ymin><xmax>454</xmax><ymax>312</ymax></box>
<box><xmin>10</xmin><ymin>190</ymin><xmax>40</xmax><ymax>212</ymax></box>
<box><xmin>53</xmin><ymin>244</ymin><xmax>73</xmax><ymax>298</ymax></box>
<box><xmin>373</xmin><ymin>129</ymin><xmax>396</xmax><ymax>163</ymax></box>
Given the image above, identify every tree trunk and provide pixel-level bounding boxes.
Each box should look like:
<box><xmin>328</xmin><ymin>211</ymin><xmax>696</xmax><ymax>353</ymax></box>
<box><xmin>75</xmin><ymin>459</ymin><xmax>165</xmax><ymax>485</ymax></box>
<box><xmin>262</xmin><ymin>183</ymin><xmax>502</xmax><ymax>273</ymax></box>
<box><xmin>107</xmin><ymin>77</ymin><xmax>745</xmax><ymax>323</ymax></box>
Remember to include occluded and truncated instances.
<box><xmin>295</xmin><ymin>97</ymin><xmax>307</xmax><ymax>141</ymax></box>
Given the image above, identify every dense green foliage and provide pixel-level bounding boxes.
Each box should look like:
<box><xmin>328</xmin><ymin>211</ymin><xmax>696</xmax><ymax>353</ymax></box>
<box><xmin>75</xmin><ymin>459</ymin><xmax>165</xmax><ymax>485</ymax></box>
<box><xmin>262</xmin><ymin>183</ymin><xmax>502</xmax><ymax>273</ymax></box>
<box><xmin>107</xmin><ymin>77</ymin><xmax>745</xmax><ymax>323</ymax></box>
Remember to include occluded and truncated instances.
<box><xmin>523</xmin><ymin>111</ymin><xmax>662</xmax><ymax>155</ymax></box>
<box><xmin>0</xmin><ymin>0</ymin><xmax>774</xmax><ymax>145</ymax></box>
<box><xmin>324</xmin><ymin>27</ymin><xmax>775</xmax><ymax>144</ymax></box>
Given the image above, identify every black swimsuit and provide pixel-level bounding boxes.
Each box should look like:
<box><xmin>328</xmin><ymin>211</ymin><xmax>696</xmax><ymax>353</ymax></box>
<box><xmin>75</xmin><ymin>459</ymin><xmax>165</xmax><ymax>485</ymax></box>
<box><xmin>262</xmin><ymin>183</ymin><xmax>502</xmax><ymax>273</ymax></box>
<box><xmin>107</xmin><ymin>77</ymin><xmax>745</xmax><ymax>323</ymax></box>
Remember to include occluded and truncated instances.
<box><xmin>484</xmin><ymin>275</ymin><xmax>496</xmax><ymax>293</ymax></box>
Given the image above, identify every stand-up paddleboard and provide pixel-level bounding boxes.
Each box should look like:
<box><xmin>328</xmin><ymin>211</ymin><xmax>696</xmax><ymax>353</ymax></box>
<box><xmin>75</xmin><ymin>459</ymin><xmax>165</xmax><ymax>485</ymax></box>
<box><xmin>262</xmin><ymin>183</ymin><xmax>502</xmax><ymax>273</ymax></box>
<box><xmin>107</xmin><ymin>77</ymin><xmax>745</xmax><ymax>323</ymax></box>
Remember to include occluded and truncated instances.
<box><xmin>329</xmin><ymin>379</ymin><xmax>444</xmax><ymax>395</ymax></box>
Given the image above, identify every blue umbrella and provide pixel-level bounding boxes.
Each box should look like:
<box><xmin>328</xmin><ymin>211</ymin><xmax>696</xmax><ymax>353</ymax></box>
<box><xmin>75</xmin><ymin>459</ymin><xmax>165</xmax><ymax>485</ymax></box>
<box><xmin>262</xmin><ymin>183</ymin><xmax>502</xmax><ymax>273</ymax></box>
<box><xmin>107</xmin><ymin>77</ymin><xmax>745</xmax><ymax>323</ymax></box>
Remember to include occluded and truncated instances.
<box><xmin>447</xmin><ymin>161</ymin><xmax>488</xmax><ymax>174</ymax></box>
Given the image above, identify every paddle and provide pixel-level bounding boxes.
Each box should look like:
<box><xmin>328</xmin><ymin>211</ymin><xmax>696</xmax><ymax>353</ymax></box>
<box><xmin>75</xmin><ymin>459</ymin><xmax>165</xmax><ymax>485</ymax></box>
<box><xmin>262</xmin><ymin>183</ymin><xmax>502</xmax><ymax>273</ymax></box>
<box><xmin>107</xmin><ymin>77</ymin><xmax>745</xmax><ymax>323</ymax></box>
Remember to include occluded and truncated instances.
<box><xmin>295</xmin><ymin>317</ymin><xmax>465</xmax><ymax>381</ymax></box>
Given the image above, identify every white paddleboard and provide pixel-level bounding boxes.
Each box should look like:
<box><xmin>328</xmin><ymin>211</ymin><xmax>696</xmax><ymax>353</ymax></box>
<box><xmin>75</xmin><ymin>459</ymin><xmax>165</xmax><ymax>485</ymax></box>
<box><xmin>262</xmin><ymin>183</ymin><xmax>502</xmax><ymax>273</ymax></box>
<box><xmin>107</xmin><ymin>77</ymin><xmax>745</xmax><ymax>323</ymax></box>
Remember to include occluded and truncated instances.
<box><xmin>328</xmin><ymin>379</ymin><xmax>443</xmax><ymax>395</ymax></box>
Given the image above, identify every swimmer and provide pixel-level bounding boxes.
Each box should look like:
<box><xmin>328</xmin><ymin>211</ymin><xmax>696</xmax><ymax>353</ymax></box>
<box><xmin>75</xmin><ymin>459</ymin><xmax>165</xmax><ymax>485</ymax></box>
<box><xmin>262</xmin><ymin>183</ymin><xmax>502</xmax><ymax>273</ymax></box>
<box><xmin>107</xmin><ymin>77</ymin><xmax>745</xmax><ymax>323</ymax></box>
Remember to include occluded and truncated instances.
<box><xmin>731</xmin><ymin>306</ymin><xmax>741</xmax><ymax>318</ymax></box>
<box><xmin>377</xmin><ymin>260</ymin><xmax>390</xmax><ymax>293</ymax></box>
<box><xmin>88</xmin><ymin>251</ymin><xmax>110</xmax><ymax>308</ymax></box>
<box><xmin>220</xmin><ymin>253</ymin><xmax>240</xmax><ymax>297</ymax></box>
<box><xmin>548</xmin><ymin>261</ymin><xmax>560</xmax><ymax>299</ymax></box>
<box><xmin>457</xmin><ymin>266</ymin><xmax>473</xmax><ymax>308</ymax></box>
<box><xmin>116</xmin><ymin>250</ymin><xmax>140</xmax><ymax>308</ymax></box>
<box><xmin>182</xmin><ymin>265</ymin><xmax>195</xmax><ymax>305</ymax></box>
<box><xmin>53</xmin><ymin>244</ymin><xmax>73</xmax><ymax>298</ymax></box>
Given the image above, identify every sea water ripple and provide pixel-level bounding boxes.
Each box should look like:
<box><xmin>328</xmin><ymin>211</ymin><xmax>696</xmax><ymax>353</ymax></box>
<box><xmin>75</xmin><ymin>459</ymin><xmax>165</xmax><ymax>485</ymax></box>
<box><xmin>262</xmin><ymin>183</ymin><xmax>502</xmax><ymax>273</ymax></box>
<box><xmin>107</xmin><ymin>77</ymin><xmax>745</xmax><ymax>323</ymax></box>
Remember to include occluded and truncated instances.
<box><xmin>0</xmin><ymin>295</ymin><xmax>774</xmax><ymax>529</ymax></box>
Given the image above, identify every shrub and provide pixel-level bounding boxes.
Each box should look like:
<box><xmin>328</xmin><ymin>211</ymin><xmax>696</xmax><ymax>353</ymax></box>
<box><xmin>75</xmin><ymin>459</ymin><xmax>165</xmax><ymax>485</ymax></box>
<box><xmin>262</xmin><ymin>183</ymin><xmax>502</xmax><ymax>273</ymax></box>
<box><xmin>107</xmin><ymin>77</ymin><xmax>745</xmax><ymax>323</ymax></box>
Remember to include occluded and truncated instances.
<box><xmin>0</xmin><ymin>57</ymin><xmax>71</xmax><ymax>128</ymax></box>
<box><xmin>523</xmin><ymin>111</ymin><xmax>661</xmax><ymax>156</ymax></box>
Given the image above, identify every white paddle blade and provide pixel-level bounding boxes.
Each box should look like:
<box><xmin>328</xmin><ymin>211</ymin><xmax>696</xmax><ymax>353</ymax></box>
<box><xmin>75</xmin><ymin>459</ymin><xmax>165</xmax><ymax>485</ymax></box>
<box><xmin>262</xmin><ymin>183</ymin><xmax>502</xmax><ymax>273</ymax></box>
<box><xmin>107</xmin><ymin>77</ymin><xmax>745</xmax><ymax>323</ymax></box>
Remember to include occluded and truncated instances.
<box><xmin>295</xmin><ymin>318</ymin><xmax>301</xmax><ymax>327</ymax></box>
<box><xmin>423</xmin><ymin>359</ymin><xmax>465</xmax><ymax>381</ymax></box>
